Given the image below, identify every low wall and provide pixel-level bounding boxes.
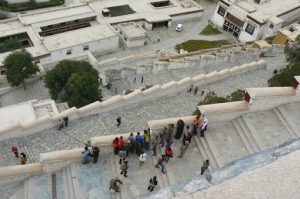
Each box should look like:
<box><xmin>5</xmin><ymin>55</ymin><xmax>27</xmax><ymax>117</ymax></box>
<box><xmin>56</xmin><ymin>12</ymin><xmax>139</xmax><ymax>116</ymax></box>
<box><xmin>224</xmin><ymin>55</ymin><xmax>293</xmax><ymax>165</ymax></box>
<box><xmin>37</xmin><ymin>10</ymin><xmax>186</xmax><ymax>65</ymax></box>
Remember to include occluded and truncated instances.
<box><xmin>0</xmin><ymin>60</ymin><xmax>267</xmax><ymax>142</ymax></box>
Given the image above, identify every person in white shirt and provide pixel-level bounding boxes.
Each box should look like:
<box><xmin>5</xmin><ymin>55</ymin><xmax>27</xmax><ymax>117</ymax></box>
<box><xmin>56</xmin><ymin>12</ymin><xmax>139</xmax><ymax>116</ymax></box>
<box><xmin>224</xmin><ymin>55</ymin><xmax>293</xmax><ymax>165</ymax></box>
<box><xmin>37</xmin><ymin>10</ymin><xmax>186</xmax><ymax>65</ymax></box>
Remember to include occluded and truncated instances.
<box><xmin>139</xmin><ymin>152</ymin><xmax>147</xmax><ymax>166</ymax></box>
<box><xmin>200</xmin><ymin>115</ymin><xmax>208</xmax><ymax>137</ymax></box>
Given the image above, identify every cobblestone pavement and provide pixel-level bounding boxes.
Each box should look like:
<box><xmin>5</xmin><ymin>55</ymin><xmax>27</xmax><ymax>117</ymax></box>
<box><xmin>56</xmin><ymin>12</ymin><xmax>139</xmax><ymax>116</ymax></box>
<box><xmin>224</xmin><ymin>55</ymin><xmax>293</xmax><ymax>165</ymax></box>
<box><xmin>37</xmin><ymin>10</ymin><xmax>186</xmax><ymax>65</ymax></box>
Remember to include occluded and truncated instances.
<box><xmin>0</xmin><ymin>54</ymin><xmax>286</xmax><ymax>166</ymax></box>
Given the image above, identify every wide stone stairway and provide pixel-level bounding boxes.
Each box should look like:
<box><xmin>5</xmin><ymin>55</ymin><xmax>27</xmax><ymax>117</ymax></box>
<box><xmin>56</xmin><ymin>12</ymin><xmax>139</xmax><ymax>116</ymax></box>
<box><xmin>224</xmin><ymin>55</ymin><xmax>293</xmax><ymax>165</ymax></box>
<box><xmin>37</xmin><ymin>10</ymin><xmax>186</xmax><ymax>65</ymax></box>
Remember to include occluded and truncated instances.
<box><xmin>2</xmin><ymin>101</ymin><xmax>300</xmax><ymax>199</ymax></box>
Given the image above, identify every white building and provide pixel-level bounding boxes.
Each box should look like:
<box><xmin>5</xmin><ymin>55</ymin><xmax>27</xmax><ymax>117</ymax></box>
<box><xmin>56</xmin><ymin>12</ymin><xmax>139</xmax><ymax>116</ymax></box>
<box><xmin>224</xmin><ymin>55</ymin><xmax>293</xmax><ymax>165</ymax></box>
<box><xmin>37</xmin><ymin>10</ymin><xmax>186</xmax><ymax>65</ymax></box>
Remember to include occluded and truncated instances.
<box><xmin>210</xmin><ymin>0</ymin><xmax>300</xmax><ymax>42</ymax></box>
<box><xmin>118</xmin><ymin>22</ymin><xmax>146</xmax><ymax>48</ymax></box>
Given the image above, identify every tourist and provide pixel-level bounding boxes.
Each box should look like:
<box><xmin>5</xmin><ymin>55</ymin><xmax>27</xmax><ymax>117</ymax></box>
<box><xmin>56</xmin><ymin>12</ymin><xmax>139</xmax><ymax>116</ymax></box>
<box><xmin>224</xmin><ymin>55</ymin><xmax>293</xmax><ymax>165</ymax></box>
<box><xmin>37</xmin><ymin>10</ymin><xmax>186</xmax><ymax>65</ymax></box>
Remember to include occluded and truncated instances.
<box><xmin>188</xmin><ymin>84</ymin><xmax>193</xmax><ymax>93</ymax></box>
<box><xmin>133</xmin><ymin>77</ymin><xmax>136</xmax><ymax>83</ymax></box>
<box><xmin>143</xmin><ymin>130</ymin><xmax>151</xmax><ymax>151</ymax></box>
<box><xmin>201</xmin><ymin>88</ymin><xmax>206</xmax><ymax>96</ymax></box>
<box><xmin>175</xmin><ymin>120</ymin><xmax>185</xmax><ymax>139</ymax></box>
<box><xmin>124</xmin><ymin>140</ymin><xmax>131</xmax><ymax>156</ymax></box>
<box><xmin>127</xmin><ymin>133</ymin><xmax>135</xmax><ymax>153</ymax></box>
<box><xmin>151</xmin><ymin>135</ymin><xmax>159</xmax><ymax>156</ymax></box>
<box><xmin>11</xmin><ymin>146</ymin><xmax>19</xmax><ymax>158</ymax></box>
<box><xmin>141</xmin><ymin>76</ymin><xmax>144</xmax><ymax>83</ymax></box>
<box><xmin>166</xmin><ymin>124</ymin><xmax>174</xmax><ymax>141</ymax></box>
<box><xmin>139</xmin><ymin>151</ymin><xmax>147</xmax><ymax>166</ymax></box>
<box><xmin>201</xmin><ymin>159</ymin><xmax>210</xmax><ymax>175</ymax></box>
<box><xmin>178</xmin><ymin>140</ymin><xmax>189</xmax><ymax>158</ymax></box>
<box><xmin>159</xmin><ymin>127</ymin><xmax>167</xmax><ymax>147</ymax></box>
<box><xmin>147</xmin><ymin>176</ymin><xmax>158</xmax><ymax>192</ymax></box>
<box><xmin>194</xmin><ymin>86</ymin><xmax>199</xmax><ymax>95</ymax></box>
<box><xmin>119</xmin><ymin>136</ymin><xmax>125</xmax><ymax>150</ymax></box>
<box><xmin>109</xmin><ymin>177</ymin><xmax>123</xmax><ymax>192</ymax></box>
<box><xmin>20</xmin><ymin>152</ymin><xmax>27</xmax><ymax>165</ymax></box>
<box><xmin>183</xmin><ymin>125</ymin><xmax>192</xmax><ymax>143</ymax></box>
<box><xmin>192</xmin><ymin>113</ymin><xmax>201</xmax><ymax>135</ymax></box>
<box><xmin>116</xmin><ymin>117</ymin><xmax>121</xmax><ymax>127</ymax></box>
<box><xmin>63</xmin><ymin>116</ymin><xmax>69</xmax><ymax>127</ymax></box>
<box><xmin>119</xmin><ymin>149</ymin><xmax>127</xmax><ymax>165</ymax></box>
<box><xmin>134</xmin><ymin>132</ymin><xmax>144</xmax><ymax>144</ymax></box>
<box><xmin>165</xmin><ymin>138</ymin><xmax>173</xmax><ymax>149</ymax></box>
<box><xmin>82</xmin><ymin>146</ymin><xmax>90</xmax><ymax>164</ymax></box>
<box><xmin>91</xmin><ymin>146</ymin><xmax>100</xmax><ymax>163</ymax></box>
<box><xmin>58</xmin><ymin>119</ymin><xmax>64</xmax><ymax>130</ymax></box>
<box><xmin>112</xmin><ymin>137</ymin><xmax>119</xmax><ymax>155</ymax></box>
<box><xmin>135</xmin><ymin>141</ymin><xmax>143</xmax><ymax>156</ymax></box>
<box><xmin>165</xmin><ymin>147</ymin><xmax>173</xmax><ymax>162</ymax></box>
<box><xmin>155</xmin><ymin>155</ymin><xmax>166</xmax><ymax>174</ymax></box>
<box><xmin>120</xmin><ymin>160</ymin><xmax>129</xmax><ymax>177</ymax></box>
<box><xmin>200</xmin><ymin>115</ymin><xmax>208</xmax><ymax>137</ymax></box>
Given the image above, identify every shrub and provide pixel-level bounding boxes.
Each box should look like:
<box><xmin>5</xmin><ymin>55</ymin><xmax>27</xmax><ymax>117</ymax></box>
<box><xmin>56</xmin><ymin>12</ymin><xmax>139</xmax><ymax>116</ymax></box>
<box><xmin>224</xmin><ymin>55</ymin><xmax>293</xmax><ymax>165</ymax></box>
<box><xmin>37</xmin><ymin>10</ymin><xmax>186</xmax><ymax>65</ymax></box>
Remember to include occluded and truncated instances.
<box><xmin>175</xmin><ymin>40</ymin><xmax>230</xmax><ymax>52</ymax></box>
<box><xmin>200</xmin><ymin>25</ymin><xmax>222</xmax><ymax>35</ymax></box>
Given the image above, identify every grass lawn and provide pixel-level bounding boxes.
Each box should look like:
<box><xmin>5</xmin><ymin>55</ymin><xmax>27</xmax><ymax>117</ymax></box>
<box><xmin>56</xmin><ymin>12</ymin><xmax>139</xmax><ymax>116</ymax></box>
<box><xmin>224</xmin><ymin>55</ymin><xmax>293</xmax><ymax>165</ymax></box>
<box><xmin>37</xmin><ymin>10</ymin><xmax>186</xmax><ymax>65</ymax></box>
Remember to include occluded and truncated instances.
<box><xmin>175</xmin><ymin>40</ymin><xmax>230</xmax><ymax>52</ymax></box>
<box><xmin>200</xmin><ymin>25</ymin><xmax>222</xmax><ymax>35</ymax></box>
<box><xmin>265</xmin><ymin>35</ymin><xmax>275</xmax><ymax>44</ymax></box>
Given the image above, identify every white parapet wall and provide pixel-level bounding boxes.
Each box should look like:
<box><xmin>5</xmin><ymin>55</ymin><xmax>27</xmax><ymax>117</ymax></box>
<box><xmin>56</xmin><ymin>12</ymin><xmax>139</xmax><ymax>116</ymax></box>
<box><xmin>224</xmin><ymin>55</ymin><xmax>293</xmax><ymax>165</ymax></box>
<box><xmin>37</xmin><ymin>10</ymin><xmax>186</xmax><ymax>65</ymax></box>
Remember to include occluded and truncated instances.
<box><xmin>0</xmin><ymin>60</ymin><xmax>268</xmax><ymax>142</ymax></box>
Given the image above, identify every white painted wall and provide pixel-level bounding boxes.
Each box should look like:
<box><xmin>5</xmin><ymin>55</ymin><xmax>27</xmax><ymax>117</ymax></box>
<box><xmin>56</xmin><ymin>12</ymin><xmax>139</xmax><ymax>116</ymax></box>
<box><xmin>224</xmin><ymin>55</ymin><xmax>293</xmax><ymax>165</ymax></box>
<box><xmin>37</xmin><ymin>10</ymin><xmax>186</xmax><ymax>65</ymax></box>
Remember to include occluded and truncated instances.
<box><xmin>50</xmin><ymin>36</ymin><xmax>119</xmax><ymax>61</ymax></box>
<box><xmin>210</xmin><ymin>4</ymin><xmax>226</xmax><ymax>27</ymax></box>
<box><xmin>239</xmin><ymin>21</ymin><xmax>261</xmax><ymax>43</ymax></box>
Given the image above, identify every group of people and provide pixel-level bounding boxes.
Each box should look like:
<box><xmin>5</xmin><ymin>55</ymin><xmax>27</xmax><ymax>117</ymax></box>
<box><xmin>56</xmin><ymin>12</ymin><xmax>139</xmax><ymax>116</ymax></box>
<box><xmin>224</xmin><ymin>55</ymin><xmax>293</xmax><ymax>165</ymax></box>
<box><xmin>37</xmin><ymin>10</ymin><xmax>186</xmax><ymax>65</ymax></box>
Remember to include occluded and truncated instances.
<box><xmin>188</xmin><ymin>84</ymin><xmax>206</xmax><ymax>96</ymax></box>
<box><xmin>109</xmin><ymin>112</ymin><xmax>210</xmax><ymax>193</ymax></box>
<box><xmin>81</xmin><ymin>146</ymin><xmax>100</xmax><ymax>164</ymax></box>
<box><xmin>11</xmin><ymin>146</ymin><xmax>27</xmax><ymax>165</ymax></box>
<box><xmin>58</xmin><ymin>116</ymin><xmax>69</xmax><ymax>131</ymax></box>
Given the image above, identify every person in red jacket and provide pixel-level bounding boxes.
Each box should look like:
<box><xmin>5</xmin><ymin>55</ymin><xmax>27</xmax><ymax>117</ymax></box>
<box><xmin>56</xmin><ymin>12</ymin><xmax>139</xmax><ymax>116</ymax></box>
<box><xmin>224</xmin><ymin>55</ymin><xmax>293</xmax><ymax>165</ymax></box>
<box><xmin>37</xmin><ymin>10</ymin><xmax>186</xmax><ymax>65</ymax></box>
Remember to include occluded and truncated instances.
<box><xmin>165</xmin><ymin>147</ymin><xmax>173</xmax><ymax>162</ymax></box>
<box><xmin>112</xmin><ymin>137</ymin><xmax>119</xmax><ymax>155</ymax></box>
<box><xmin>118</xmin><ymin>136</ymin><xmax>125</xmax><ymax>150</ymax></box>
<box><xmin>11</xmin><ymin>146</ymin><xmax>19</xmax><ymax>158</ymax></box>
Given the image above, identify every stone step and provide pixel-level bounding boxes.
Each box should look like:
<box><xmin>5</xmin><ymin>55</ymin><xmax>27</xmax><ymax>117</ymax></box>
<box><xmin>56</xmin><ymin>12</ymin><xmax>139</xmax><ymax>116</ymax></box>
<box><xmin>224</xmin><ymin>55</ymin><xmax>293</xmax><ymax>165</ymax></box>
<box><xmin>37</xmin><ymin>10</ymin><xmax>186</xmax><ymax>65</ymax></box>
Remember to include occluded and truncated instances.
<box><xmin>158</xmin><ymin>145</ymin><xmax>176</xmax><ymax>184</ymax></box>
<box><xmin>199</xmin><ymin>135</ymin><xmax>220</xmax><ymax>169</ymax></box>
<box><xmin>232</xmin><ymin>120</ymin><xmax>255</xmax><ymax>154</ymax></box>
<box><xmin>62</xmin><ymin>167</ymin><xmax>76</xmax><ymax>199</ymax></box>
<box><xmin>273</xmin><ymin>107</ymin><xmax>298</xmax><ymax>139</ymax></box>
<box><xmin>242</xmin><ymin>111</ymin><xmax>293</xmax><ymax>150</ymax></box>
<box><xmin>237</xmin><ymin>117</ymin><xmax>261</xmax><ymax>153</ymax></box>
<box><xmin>193</xmin><ymin>134</ymin><xmax>218</xmax><ymax>170</ymax></box>
<box><xmin>203</xmin><ymin>121</ymin><xmax>250</xmax><ymax>167</ymax></box>
<box><xmin>109</xmin><ymin>155</ymin><xmax>122</xmax><ymax>199</ymax></box>
<box><xmin>149</xmin><ymin>147</ymin><xmax>170</xmax><ymax>188</ymax></box>
<box><xmin>26</xmin><ymin>173</ymin><xmax>52</xmax><ymax>199</ymax></box>
<box><xmin>276</xmin><ymin>104</ymin><xmax>300</xmax><ymax>137</ymax></box>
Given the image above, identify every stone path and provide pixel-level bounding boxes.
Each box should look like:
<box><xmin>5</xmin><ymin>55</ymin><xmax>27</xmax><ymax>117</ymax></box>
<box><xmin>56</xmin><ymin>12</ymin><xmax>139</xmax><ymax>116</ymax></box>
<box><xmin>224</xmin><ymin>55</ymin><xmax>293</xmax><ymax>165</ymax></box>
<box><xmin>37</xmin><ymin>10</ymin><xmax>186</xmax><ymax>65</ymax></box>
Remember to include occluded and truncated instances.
<box><xmin>0</xmin><ymin>54</ymin><xmax>288</xmax><ymax>167</ymax></box>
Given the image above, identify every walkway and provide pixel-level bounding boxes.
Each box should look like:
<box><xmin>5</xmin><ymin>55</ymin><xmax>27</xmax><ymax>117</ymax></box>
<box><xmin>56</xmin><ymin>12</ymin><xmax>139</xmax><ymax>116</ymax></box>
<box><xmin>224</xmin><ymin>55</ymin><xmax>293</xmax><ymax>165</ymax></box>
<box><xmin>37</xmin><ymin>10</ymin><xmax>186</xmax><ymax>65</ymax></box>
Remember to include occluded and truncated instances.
<box><xmin>0</xmin><ymin>54</ymin><xmax>287</xmax><ymax>167</ymax></box>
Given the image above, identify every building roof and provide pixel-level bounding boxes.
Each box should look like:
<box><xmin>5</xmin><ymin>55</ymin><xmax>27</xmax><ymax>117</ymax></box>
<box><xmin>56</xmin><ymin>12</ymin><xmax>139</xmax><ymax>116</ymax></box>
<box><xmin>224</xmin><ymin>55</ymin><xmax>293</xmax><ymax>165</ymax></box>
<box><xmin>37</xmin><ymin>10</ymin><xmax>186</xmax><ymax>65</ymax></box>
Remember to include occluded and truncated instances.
<box><xmin>118</xmin><ymin>22</ymin><xmax>145</xmax><ymax>38</ymax></box>
<box><xmin>43</xmin><ymin>24</ymin><xmax>117</xmax><ymax>51</ymax></box>
<box><xmin>223</xmin><ymin>0</ymin><xmax>300</xmax><ymax>24</ymax></box>
<box><xmin>89</xmin><ymin>0</ymin><xmax>203</xmax><ymax>24</ymax></box>
<box><xmin>19</xmin><ymin>5</ymin><xmax>95</xmax><ymax>25</ymax></box>
<box><xmin>280</xmin><ymin>24</ymin><xmax>300</xmax><ymax>42</ymax></box>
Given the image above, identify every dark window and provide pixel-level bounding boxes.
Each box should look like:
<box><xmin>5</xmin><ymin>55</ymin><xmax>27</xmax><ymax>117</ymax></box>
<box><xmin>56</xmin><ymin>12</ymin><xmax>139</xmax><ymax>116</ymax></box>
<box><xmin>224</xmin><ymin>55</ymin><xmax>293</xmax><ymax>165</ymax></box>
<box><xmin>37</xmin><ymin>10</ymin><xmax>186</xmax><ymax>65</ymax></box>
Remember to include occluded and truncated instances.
<box><xmin>83</xmin><ymin>45</ymin><xmax>89</xmax><ymax>51</ymax></box>
<box><xmin>150</xmin><ymin>1</ymin><xmax>172</xmax><ymax>7</ymax></box>
<box><xmin>217</xmin><ymin>6</ymin><xmax>226</xmax><ymax>16</ymax></box>
<box><xmin>226</xmin><ymin>13</ymin><xmax>244</xmax><ymax>27</ymax></box>
<box><xmin>245</xmin><ymin>23</ymin><xmax>255</xmax><ymax>35</ymax></box>
<box><xmin>66</xmin><ymin>50</ymin><xmax>72</xmax><ymax>55</ymax></box>
<box><xmin>269</xmin><ymin>24</ymin><xmax>274</xmax><ymax>29</ymax></box>
<box><xmin>0</xmin><ymin>70</ymin><xmax>6</xmax><ymax>75</ymax></box>
<box><xmin>289</xmin><ymin>27</ymin><xmax>295</xmax><ymax>32</ymax></box>
<box><xmin>254</xmin><ymin>0</ymin><xmax>260</xmax><ymax>4</ymax></box>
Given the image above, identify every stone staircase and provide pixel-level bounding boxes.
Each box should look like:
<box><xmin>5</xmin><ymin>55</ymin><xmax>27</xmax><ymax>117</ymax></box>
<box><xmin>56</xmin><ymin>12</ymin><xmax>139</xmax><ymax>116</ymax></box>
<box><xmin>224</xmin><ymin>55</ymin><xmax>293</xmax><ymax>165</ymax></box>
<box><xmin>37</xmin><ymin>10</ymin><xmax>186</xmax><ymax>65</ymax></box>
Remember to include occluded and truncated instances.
<box><xmin>1</xmin><ymin>102</ymin><xmax>300</xmax><ymax>198</ymax></box>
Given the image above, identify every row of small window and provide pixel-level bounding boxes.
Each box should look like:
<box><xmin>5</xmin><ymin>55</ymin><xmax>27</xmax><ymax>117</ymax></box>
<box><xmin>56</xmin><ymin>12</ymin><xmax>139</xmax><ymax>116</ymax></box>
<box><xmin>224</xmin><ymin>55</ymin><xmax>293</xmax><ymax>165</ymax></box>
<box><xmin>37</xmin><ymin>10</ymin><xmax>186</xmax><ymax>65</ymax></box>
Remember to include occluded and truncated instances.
<box><xmin>66</xmin><ymin>45</ymin><xmax>89</xmax><ymax>55</ymax></box>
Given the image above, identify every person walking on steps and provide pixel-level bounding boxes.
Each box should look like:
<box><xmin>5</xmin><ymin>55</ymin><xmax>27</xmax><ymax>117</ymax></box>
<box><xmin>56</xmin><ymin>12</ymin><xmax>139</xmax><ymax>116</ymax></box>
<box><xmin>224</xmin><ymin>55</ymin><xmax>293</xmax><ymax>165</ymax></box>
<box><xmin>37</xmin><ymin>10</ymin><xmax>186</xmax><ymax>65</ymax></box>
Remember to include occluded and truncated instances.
<box><xmin>82</xmin><ymin>146</ymin><xmax>90</xmax><ymax>164</ymax></box>
<box><xmin>194</xmin><ymin>86</ymin><xmax>199</xmax><ymax>95</ymax></box>
<box><xmin>155</xmin><ymin>155</ymin><xmax>166</xmax><ymax>174</ymax></box>
<box><xmin>151</xmin><ymin>135</ymin><xmax>159</xmax><ymax>156</ymax></box>
<box><xmin>148</xmin><ymin>176</ymin><xmax>158</xmax><ymax>192</ymax></box>
<box><xmin>193</xmin><ymin>113</ymin><xmax>202</xmax><ymax>135</ymax></box>
<box><xmin>109</xmin><ymin>177</ymin><xmax>123</xmax><ymax>192</ymax></box>
<box><xmin>165</xmin><ymin>147</ymin><xmax>173</xmax><ymax>162</ymax></box>
<box><xmin>188</xmin><ymin>84</ymin><xmax>193</xmax><ymax>93</ymax></box>
<box><xmin>112</xmin><ymin>137</ymin><xmax>120</xmax><ymax>155</ymax></box>
<box><xmin>63</xmin><ymin>116</ymin><xmax>69</xmax><ymax>127</ymax></box>
<box><xmin>119</xmin><ymin>149</ymin><xmax>127</xmax><ymax>165</ymax></box>
<box><xmin>120</xmin><ymin>160</ymin><xmax>129</xmax><ymax>177</ymax></box>
<box><xmin>178</xmin><ymin>140</ymin><xmax>189</xmax><ymax>158</ymax></box>
<box><xmin>201</xmin><ymin>159</ymin><xmax>210</xmax><ymax>175</ymax></box>
<box><xmin>139</xmin><ymin>152</ymin><xmax>147</xmax><ymax>166</ymax></box>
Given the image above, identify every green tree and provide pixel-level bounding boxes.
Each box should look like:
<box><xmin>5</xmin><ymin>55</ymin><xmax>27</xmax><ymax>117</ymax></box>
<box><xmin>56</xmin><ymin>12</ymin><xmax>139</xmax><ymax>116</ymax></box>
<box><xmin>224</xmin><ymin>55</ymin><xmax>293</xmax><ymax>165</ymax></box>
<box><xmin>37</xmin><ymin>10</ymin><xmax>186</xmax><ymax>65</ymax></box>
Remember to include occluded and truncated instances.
<box><xmin>4</xmin><ymin>50</ymin><xmax>39</xmax><ymax>90</ymax></box>
<box><xmin>226</xmin><ymin>89</ymin><xmax>246</xmax><ymax>101</ymax></box>
<box><xmin>0</xmin><ymin>38</ymin><xmax>22</xmax><ymax>53</ymax></box>
<box><xmin>44</xmin><ymin>60</ymin><xmax>100</xmax><ymax>108</ymax></box>
<box><xmin>64</xmin><ymin>72</ymin><xmax>100</xmax><ymax>108</ymax></box>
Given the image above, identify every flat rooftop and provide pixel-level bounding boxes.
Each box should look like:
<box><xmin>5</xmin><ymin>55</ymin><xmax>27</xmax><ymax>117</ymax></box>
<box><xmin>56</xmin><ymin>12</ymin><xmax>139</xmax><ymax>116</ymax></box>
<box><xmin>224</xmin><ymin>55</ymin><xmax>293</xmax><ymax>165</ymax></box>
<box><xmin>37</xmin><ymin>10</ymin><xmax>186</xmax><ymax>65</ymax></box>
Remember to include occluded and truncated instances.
<box><xmin>223</xmin><ymin>0</ymin><xmax>300</xmax><ymax>24</ymax></box>
<box><xmin>43</xmin><ymin>24</ymin><xmax>117</xmax><ymax>51</ymax></box>
<box><xmin>118</xmin><ymin>22</ymin><xmax>145</xmax><ymax>38</ymax></box>
<box><xmin>90</xmin><ymin>0</ymin><xmax>203</xmax><ymax>24</ymax></box>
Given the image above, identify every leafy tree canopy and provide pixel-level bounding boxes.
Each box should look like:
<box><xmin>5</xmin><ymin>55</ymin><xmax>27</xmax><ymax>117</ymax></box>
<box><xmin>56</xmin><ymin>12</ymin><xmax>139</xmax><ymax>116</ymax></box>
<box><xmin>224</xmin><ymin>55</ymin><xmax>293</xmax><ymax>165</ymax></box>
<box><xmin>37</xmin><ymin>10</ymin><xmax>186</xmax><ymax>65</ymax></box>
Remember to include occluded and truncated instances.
<box><xmin>44</xmin><ymin>60</ymin><xmax>100</xmax><ymax>108</ymax></box>
<box><xmin>4</xmin><ymin>50</ymin><xmax>38</xmax><ymax>89</ymax></box>
<box><xmin>0</xmin><ymin>38</ymin><xmax>22</xmax><ymax>53</ymax></box>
